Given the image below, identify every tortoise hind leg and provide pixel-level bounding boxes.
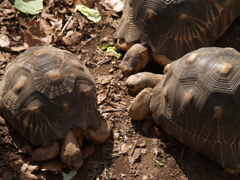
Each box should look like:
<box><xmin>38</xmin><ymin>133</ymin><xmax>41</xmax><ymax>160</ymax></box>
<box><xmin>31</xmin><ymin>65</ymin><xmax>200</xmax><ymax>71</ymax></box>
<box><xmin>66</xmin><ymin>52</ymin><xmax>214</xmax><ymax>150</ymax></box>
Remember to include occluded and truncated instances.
<box><xmin>60</xmin><ymin>129</ymin><xmax>83</xmax><ymax>170</ymax></box>
<box><xmin>82</xmin><ymin>120</ymin><xmax>112</xmax><ymax>144</ymax></box>
<box><xmin>31</xmin><ymin>141</ymin><xmax>60</xmax><ymax>161</ymax></box>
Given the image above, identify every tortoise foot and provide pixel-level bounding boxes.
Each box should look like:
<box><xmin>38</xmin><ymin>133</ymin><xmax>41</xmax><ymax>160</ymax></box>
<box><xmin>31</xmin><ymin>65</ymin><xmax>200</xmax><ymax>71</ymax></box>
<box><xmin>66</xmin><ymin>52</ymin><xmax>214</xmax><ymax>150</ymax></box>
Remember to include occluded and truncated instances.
<box><xmin>82</xmin><ymin>120</ymin><xmax>112</xmax><ymax>144</ymax></box>
<box><xmin>61</xmin><ymin>129</ymin><xmax>83</xmax><ymax>170</ymax></box>
<box><xmin>31</xmin><ymin>141</ymin><xmax>60</xmax><ymax>161</ymax></box>
<box><xmin>117</xmin><ymin>38</ymin><xmax>134</xmax><ymax>51</ymax></box>
<box><xmin>225</xmin><ymin>167</ymin><xmax>240</xmax><ymax>174</ymax></box>
<box><xmin>126</xmin><ymin>72</ymin><xmax>163</xmax><ymax>93</ymax></box>
<box><xmin>129</xmin><ymin>87</ymin><xmax>153</xmax><ymax>120</ymax></box>
<box><xmin>120</xmin><ymin>44</ymin><xmax>151</xmax><ymax>77</ymax></box>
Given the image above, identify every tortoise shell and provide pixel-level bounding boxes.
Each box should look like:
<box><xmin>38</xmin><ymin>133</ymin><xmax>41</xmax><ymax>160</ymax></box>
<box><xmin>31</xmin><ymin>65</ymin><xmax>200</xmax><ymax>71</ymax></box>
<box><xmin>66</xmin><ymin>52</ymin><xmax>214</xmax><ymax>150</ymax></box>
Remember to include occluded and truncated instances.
<box><xmin>117</xmin><ymin>0</ymin><xmax>240</xmax><ymax>60</ymax></box>
<box><xmin>150</xmin><ymin>47</ymin><xmax>240</xmax><ymax>170</ymax></box>
<box><xmin>0</xmin><ymin>46</ymin><xmax>101</xmax><ymax>147</ymax></box>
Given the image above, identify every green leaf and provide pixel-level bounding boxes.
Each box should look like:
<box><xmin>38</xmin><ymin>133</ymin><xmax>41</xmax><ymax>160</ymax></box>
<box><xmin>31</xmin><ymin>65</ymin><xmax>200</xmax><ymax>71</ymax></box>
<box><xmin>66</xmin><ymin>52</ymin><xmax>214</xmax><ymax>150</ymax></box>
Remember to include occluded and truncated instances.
<box><xmin>61</xmin><ymin>170</ymin><xmax>77</xmax><ymax>180</ymax></box>
<box><xmin>14</xmin><ymin>0</ymin><xmax>43</xmax><ymax>15</ymax></box>
<box><xmin>106</xmin><ymin>46</ymin><xmax>117</xmax><ymax>53</ymax></box>
<box><xmin>155</xmin><ymin>160</ymin><xmax>164</xmax><ymax>167</ymax></box>
<box><xmin>75</xmin><ymin>5</ymin><xmax>101</xmax><ymax>23</ymax></box>
<box><xmin>102</xmin><ymin>44</ymin><xmax>111</xmax><ymax>50</ymax></box>
<box><xmin>114</xmin><ymin>53</ymin><xmax>122</xmax><ymax>59</ymax></box>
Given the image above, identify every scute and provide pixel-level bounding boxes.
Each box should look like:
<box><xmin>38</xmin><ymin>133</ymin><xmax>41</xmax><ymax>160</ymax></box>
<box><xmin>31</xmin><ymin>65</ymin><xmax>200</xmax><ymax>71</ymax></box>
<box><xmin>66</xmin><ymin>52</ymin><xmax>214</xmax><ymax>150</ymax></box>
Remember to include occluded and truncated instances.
<box><xmin>0</xmin><ymin>46</ymin><xmax>101</xmax><ymax>147</ymax></box>
<box><xmin>117</xmin><ymin>0</ymin><xmax>240</xmax><ymax>60</ymax></box>
<box><xmin>150</xmin><ymin>47</ymin><xmax>240</xmax><ymax>170</ymax></box>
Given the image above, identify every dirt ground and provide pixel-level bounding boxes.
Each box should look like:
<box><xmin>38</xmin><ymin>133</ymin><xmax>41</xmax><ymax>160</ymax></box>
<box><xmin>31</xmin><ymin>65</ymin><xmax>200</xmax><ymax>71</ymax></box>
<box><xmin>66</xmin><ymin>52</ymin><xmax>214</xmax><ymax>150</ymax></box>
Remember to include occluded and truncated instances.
<box><xmin>1</xmin><ymin>0</ymin><xmax>240</xmax><ymax>179</ymax></box>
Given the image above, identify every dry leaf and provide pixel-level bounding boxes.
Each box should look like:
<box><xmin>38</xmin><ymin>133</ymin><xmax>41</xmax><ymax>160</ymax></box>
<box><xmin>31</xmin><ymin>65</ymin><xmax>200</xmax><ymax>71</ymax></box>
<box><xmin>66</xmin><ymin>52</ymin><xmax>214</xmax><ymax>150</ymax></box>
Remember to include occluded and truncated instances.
<box><xmin>19</xmin><ymin>17</ymin><xmax>29</xmax><ymax>28</ymax></box>
<box><xmin>0</xmin><ymin>35</ymin><xmax>10</xmax><ymax>49</ymax></box>
<box><xmin>96</xmin><ymin>75</ymin><xmax>113</xmax><ymax>84</ymax></box>
<box><xmin>74</xmin><ymin>0</ymin><xmax>93</xmax><ymax>8</ymax></box>
<box><xmin>153</xmin><ymin>147</ymin><xmax>159</xmax><ymax>156</ymax></box>
<box><xmin>24</xmin><ymin>31</ymin><xmax>48</xmax><ymax>47</ymax></box>
<box><xmin>137</xmin><ymin>141</ymin><xmax>146</xmax><ymax>148</ymax></box>
<box><xmin>119</xmin><ymin>143</ymin><xmax>132</xmax><ymax>154</ymax></box>
<box><xmin>21</xmin><ymin>163</ymin><xmax>46</xmax><ymax>179</ymax></box>
<box><xmin>11</xmin><ymin>46</ymin><xmax>26</xmax><ymax>52</ymax></box>
<box><xmin>42</xmin><ymin>160</ymin><xmax>65</xmax><ymax>173</ymax></box>
<box><xmin>141</xmin><ymin>148</ymin><xmax>147</xmax><ymax>154</ymax></box>
<box><xmin>105</xmin><ymin>0</ymin><xmax>124</xmax><ymax>13</ymax></box>
<box><xmin>62</xmin><ymin>31</ymin><xmax>82</xmax><ymax>45</ymax></box>
<box><xmin>97</xmin><ymin>90</ymin><xmax>109</xmax><ymax>104</ymax></box>
<box><xmin>0</xmin><ymin>52</ymin><xmax>6</xmax><ymax>62</ymax></box>
<box><xmin>128</xmin><ymin>148</ymin><xmax>142</xmax><ymax>165</ymax></box>
<box><xmin>24</xmin><ymin>18</ymin><xmax>53</xmax><ymax>47</ymax></box>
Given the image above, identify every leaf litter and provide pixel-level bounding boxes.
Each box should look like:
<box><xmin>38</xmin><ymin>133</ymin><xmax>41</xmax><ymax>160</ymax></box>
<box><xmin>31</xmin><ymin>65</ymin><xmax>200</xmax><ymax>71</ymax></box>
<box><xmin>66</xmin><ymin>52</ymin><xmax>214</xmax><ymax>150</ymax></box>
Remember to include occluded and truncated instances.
<box><xmin>0</xmin><ymin>0</ymin><xmax>240</xmax><ymax>179</ymax></box>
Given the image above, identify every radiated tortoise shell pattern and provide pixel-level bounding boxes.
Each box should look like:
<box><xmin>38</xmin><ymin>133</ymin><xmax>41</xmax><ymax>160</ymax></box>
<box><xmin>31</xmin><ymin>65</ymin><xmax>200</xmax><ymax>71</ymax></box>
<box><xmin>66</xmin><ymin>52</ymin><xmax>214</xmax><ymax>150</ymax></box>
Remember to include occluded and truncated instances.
<box><xmin>150</xmin><ymin>47</ymin><xmax>240</xmax><ymax>170</ymax></box>
<box><xmin>117</xmin><ymin>0</ymin><xmax>240</xmax><ymax>60</ymax></box>
<box><xmin>0</xmin><ymin>46</ymin><xmax>101</xmax><ymax>147</ymax></box>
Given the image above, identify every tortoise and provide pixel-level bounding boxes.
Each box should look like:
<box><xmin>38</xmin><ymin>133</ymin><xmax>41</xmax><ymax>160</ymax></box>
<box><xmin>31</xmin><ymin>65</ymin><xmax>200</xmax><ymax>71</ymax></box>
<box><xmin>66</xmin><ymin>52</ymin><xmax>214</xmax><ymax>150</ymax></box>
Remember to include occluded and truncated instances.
<box><xmin>116</xmin><ymin>0</ymin><xmax>240</xmax><ymax>77</ymax></box>
<box><xmin>128</xmin><ymin>47</ymin><xmax>240</xmax><ymax>173</ymax></box>
<box><xmin>0</xmin><ymin>46</ymin><xmax>112</xmax><ymax>169</ymax></box>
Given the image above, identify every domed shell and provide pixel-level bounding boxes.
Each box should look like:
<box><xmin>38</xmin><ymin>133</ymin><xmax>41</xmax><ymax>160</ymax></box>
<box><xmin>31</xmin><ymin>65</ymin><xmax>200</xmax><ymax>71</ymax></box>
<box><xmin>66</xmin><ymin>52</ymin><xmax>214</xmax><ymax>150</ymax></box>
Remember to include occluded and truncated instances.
<box><xmin>150</xmin><ymin>47</ymin><xmax>240</xmax><ymax>170</ymax></box>
<box><xmin>0</xmin><ymin>46</ymin><xmax>101</xmax><ymax>147</ymax></box>
<box><xmin>117</xmin><ymin>0</ymin><xmax>240</xmax><ymax>60</ymax></box>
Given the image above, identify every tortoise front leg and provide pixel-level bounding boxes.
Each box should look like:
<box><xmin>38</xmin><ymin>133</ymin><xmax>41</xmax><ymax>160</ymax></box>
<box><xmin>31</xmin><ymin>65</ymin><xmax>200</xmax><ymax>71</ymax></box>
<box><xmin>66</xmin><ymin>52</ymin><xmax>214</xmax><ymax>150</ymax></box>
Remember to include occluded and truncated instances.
<box><xmin>120</xmin><ymin>44</ymin><xmax>151</xmax><ymax>77</ymax></box>
<box><xmin>60</xmin><ymin>129</ymin><xmax>83</xmax><ymax>170</ymax></box>
<box><xmin>129</xmin><ymin>87</ymin><xmax>153</xmax><ymax>121</ymax></box>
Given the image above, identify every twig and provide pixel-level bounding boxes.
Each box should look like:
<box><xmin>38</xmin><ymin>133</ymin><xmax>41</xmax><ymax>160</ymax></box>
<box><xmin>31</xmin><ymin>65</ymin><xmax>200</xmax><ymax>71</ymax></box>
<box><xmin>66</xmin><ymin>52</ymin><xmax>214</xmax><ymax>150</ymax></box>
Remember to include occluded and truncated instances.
<box><xmin>96</xmin><ymin>49</ymin><xmax>103</xmax><ymax>55</ymax></box>
<box><xmin>134</xmin><ymin>165</ymin><xmax>143</xmax><ymax>176</ymax></box>
<box><xmin>103</xmin><ymin>161</ymin><xmax>108</xmax><ymax>180</ymax></box>
<box><xmin>56</xmin><ymin>9</ymin><xmax>76</xmax><ymax>41</ymax></box>
<box><xmin>129</xmin><ymin>140</ymin><xmax>138</xmax><ymax>156</ymax></box>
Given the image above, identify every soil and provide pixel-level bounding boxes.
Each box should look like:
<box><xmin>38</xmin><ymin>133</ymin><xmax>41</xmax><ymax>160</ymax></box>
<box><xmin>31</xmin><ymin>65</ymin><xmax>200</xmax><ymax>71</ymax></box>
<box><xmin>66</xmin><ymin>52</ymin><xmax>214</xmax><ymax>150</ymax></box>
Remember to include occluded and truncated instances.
<box><xmin>1</xmin><ymin>0</ymin><xmax>240</xmax><ymax>180</ymax></box>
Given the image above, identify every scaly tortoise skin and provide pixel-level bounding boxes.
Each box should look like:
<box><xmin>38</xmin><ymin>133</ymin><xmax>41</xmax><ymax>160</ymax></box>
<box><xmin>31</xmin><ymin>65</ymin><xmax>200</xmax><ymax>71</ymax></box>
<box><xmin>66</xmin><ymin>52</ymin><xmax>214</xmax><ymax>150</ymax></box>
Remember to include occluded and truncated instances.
<box><xmin>117</xmin><ymin>0</ymin><xmax>240</xmax><ymax>76</ymax></box>
<box><xmin>0</xmin><ymin>46</ymin><xmax>111</xmax><ymax>169</ymax></box>
<box><xmin>130</xmin><ymin>47</ymin><xmax>240</xmax><ymax>172</ymax></box>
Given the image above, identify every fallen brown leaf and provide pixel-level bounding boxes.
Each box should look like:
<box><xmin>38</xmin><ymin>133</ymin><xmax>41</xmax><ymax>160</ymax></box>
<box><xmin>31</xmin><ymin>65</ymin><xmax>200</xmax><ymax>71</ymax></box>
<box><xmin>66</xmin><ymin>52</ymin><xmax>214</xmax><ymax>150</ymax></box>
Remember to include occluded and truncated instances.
<box><xmin>0</xmin><ymin>52</ymin><xmax>6</xmax><ymax>62</ymax></box>
<box><xmin>105</xmin><ymin>0</ymin><xmax>124</xmax><ymax>13</ymax></box>
<box><xmin>21</xmin><ymin>163</ymin><xmax>46</xmax><ymax>179</ymax></box>
<box><xmin>97</xmin><ymin>90</ymin><xmax>109</xmax><ymax>104</ymax></box>
<box><xmin>74</xmin><ymin>0</ymin><xmax>93</xmax><ymax>7</ymax></box>
<box><xmin>119</xmin><ymin>143</ymin><xmax>132</xmax><ymax>154</ymax></box>
<box><xmin>11</xmin><ymin>46</ymin><xmax>26</xmax><ymax>52</ymax></box>
<box><xmin>24</xmin><ymin>18</ymin><xmax>53</xmax><ymax>47</ymax></box>
<box><xmin>42</xmin><ymin>160</ymin><xmax>65</xmax><ymax>174</ymax></box>
<box><xmin>96</xmin><ymin>75</ymin><xmax>113</xmax><ymax>85</ymax></box>
<box><xmin>128</xmin><ymin>148</ymin><xmax>142</xmax><ymax>165</ymax></box>
<box><xmin>62</xmin><ymin>31</ymin><xmax>82</xmax><ymax>45</ymax></box>
<box><xmin>0</xmin><ymin>34</ymin><xmax>10</xmax><ymax>49</ymax></box>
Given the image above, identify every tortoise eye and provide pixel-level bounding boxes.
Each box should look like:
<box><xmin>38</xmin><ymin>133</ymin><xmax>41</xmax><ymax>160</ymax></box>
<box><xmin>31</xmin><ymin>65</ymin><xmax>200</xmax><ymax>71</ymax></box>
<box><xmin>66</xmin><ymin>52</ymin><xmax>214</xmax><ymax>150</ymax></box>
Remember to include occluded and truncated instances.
<box><xmin>129</xmin><ymin>0</ymin><xmax>133</xmax><ymax>6</ymax></box>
